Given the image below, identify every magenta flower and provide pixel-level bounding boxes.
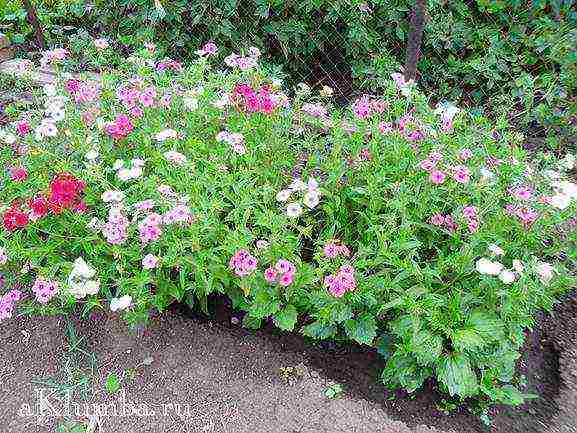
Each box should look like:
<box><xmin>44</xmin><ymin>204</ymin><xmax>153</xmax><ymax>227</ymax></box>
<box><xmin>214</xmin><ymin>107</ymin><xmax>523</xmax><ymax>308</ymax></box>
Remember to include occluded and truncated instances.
<box><xmin>264</xmin><ymin>267</ymin><xmax>277</xmax><ymax>283</ymax></box>
<box><xmin>430</xmin><ymin>214</ymin><xmax>445</xmax><ymax>226</ymax></box>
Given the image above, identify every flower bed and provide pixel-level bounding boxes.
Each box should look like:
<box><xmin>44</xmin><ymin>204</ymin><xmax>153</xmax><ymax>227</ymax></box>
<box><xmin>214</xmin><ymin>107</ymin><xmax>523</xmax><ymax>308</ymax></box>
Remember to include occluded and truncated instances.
<box><xmin>1</xmin><ymin>42</ymin><xmax>576</xmax><ymax>414</ymax></box>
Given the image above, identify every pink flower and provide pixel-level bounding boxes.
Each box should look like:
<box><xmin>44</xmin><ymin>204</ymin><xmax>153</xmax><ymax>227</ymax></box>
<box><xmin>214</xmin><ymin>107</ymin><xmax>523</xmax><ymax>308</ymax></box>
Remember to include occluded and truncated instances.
<box><xmin>429</xmin><ymin>170</ymin><xmax>446</xmax><ymax>185</ymax></box>
<box><xmin>229</xmin><ymin>250</ymin><xmax>258</xmax><ymax>277</ymax></box>
<box><xmin>352</xmin><ymin>96</ymin><xmax>371</xmax><ymax>119</ymax></box>
<box><xmin>430</xmin><ymin>214</ymin><xmax>445</xmax><ymax>226</ymax></box>
<box><xmin>142</xmin><ymin>254</ymin><xmax>159</xmax><ymax>270</ymax></box>
<box><xmin>443</xmin><ymin>215</ymin><xmax>458</xmax><ymax>232</ymax></box>
<box><xmin>452</xmin><ymin>166</ymin><xmax>470</xmax><ymax>184</ymax></box>
<box><xmin>130</xmin><ymin>106</ymin><xmax>144</xmax><ymax>118</ymax></box>
<box><xmin>407</xmin><ymin>130</ymin><xmax>424</xmax><ymax>141</ymax></box>
<box><xmin>419</xmin><ymin>159</ymin><xmax>435</xmax><ymax>172</ymax></box>
<box><xmin>31</xmin><ymin>278</ymin><xmax>59</xmax><ymax>304</ymax></box>
<box><xmin>515</xmin><ymin>206</ymin><xmax>539</xmax><ymax>226</ymax></box>
<box><xmin>278</xmin><ymin>272</ymin><xmax>294</xmax><ymax>287</ymax></box>
<box><xmin>275</xmin><ymin>259</ymin><xmax>296</xmax><ymax>274</ymax></box>
<box><xmin>462</xmin><ymin>206</ymin><xmax>477</xmax><ymax>219</ymax></box>
<box><xmin>323</xmin><ymin>243</ymin><xmax>339</xmax><ymax>259</ymax></box>
<box><xmin>378</xmin><ymin>122</ymin><xmax>393</xmax><ymax>134</ymax></box>
<box><xmin>467</xmin><ymin>220</ymin><xmax>479</xmax><ymax>233</ymax></box>
<box><xmin>459</xmin><ymin>149</ymin><xmax>473</xmax><ymax>161</ymax></box>
<box><xmin>16</xmin><ymin>120</ymin><xmax>31</xmax><ymax>136</ymax></box>
<box><xmin>264</xmin><ymin>267</ymin><xmax>277</xmax><ymax>283</ymax></box>
<box><xmin>512</xmin><ymin>186</ymin><xmax>533</xmax><ymax>201</ymax></box>
<box><xmin>9</xmin><ymin>167</ymin><xmax>28</xmax><ymax>182</ymax></box>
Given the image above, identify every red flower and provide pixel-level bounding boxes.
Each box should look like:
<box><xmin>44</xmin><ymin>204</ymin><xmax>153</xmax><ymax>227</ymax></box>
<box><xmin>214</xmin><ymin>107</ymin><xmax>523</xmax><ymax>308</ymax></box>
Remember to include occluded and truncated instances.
<box><xmin>3</xmin><ymin>206</ymin><xmax>29</xmax><ymax>231</ymax></box>
<box><xmin>48</xmin><ymin>173</ymin><xmax>85</xmax><ymax>212</ymax></box>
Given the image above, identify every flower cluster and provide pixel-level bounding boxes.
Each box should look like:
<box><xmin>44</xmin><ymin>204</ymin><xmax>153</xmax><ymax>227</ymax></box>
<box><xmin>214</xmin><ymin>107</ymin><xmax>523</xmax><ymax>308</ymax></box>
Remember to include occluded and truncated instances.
<box><xmin>324</xmin><ymin>265</ymin><xmax>357</xmax><ymax>298</ymax></box>
<box><xmin>48</xmin><ymin>172</ymin><xmax>86</xmax><ymax>213</ymax></box>
<box><xmin>195</xmin><ymin>42</ymin><xmax>218</xmax><ymax>57</ymax></box>
<box><xmin>216</xmin><ymin>131</ymin><xmax>246</xmax><ymax>155</ymax></box>
<box><xmin>231</xmin><ymin>83</ymin><xmax>286</xmax><ymax>114</ymax></box>
<box><xmin>40</xmin><ymin>48</ymin><xmax>67</xmax><ymax>68</ymax></box>
<box><xmin>2</xmin><ymin>172</ymin><xmax>85</xmax><ymax>231</ymax></box>
<box><xmin>0</xmin><ymin>290</ymin><xmax>23</xmax><ymax>320</ymax></box>
<box><xmin>229</xmin><ymin>250</ymin><xmax>258</xmax><ymax>277</ymax></box>
<box><xmin>31</xmin><ymin>277</ymin><xmax>59</xmax><ymax>304</ymax></box>
<box><xmin>114</xmin><ymin>158</ymin><xmax>144</xmax><ymax>181</ymax></box>
<box><xmin>323</xmin><ymin>241</ymin><xmax>351</xmax><ymax>259</ymax></box>
<box><xmin>110</xmin><ymin>295</ymin><xmax>132</xmax><ymax>312</ymax></box>
<box><xmin>418</xmin><ymin>150</ymin><xmax>472</xmax><ymax>185</ymax></box>
<box><xmin>351</xmin><ymin>95</ymin><xmax>387</xmax><ymax>119</ymax></box>
<box><xmin>434</xmin><ymin>101</ymin><xmax>460</xmax><ymax>132</ymax></box>
<box><xmin>67</xmin><ymin>258</ymin><xmax>100</xmax><ymax>299</ymax></box>
<box><xmin>275</xmin><ymin>177</ymin><xmax>322</xmax><ymax>218</ymax></box>
<box><xmin>105</xmin><ymin>114</ymin><xmax>134</xmax><ymax>140</ymax></box>
<box><xmin>264</xmin><ymin>259</ymin><xmax>297</xmax><ymax>287</ymax></box>
<box><xmin>224</xmin><ymin>48</ymin><xmax>261</xmax><ymax>71</ymax></box>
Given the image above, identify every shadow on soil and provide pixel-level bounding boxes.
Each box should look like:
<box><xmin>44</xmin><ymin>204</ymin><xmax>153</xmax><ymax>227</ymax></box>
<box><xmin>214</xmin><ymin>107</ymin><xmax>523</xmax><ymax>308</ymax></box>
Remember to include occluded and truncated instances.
<box><xmin>172</xmin><ymin>291</ymin><xmax>577</xmax><ymax>433</ymax></box>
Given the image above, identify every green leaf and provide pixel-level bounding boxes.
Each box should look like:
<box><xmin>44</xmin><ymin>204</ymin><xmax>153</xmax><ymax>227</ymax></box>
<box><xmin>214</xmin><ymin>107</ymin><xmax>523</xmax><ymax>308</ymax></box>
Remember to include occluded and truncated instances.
<box><xmin>344</xmin><ymin>314</ymin><xmax>377</xmax><ymax>346</ymax></box>
<box><xmin>466</xmin><ymin>310</ymin><xmax>504</xmax><ymax>341</ymax></box>
<box><xmin>302</xmin><ymin>320</ymin><xmax>337</xmax><ymax>339</ymax></box>
<box><xmin>451</xmin><ymin>329</ymin><xmax>486</xmax><ymax>352</ymax></box>
<box><xmin>436</xmin><ymin>353</ymin><xmax>478</xmax><ymax>398</ymax></box>
<box><xmin>242</xmin><ymin>315</ymin><xmax>262</xmax><ymax>330</ymax></box>
<box><xmin>273</xmin><ymin>305</ymin><xmax>298</xmax><ymax>331</ymax></box>
<box><xmin>412</xmin><ymin>330</ymin><xmax>443</xmax><ymax>365</ymax></box>
<box><xmin>105</xmin><ymin>373</ymin><xmax>120</xmax><ymax>394</ymax></box>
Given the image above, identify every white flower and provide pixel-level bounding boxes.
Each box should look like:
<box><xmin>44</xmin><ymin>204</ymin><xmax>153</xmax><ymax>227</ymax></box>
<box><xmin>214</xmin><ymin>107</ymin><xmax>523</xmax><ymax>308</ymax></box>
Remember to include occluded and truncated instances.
<box><xmin>43</xmin><ymin>84</ymin><xmax>57</xmax><ymax>97</ymax></box>
<box><xmin>480</xmin><ymin>167</ymin><xmax>495</xmax><ymax>183</ymax></box>
<box><xmin>248</xmin><ymin>46</ymin><xmax>261</xmax><ymax>59</ymax></box>
<box><xmin>475</xmin><ymin>258</ymin><xmax>504</xmax><ymax>276</ymax></box>
<box><xmin>319</xmin><ymin>85</ymin><xmax>334</xmax><ymax>97</ymax></box>
<box><xmin>110</xmin><ymin>295</ymin><xmax>132</xmax><ymax>312</ymax></box>
<box><xmin>307</xmin><ymin>178</ymin><xmax>319</xmax><ymax>192</ymax></box>
<box><xmin>303</xmin><ymin>191</ymin><xmax>321</xmax><ymax>209</ymax></box>
<box><xmin>0</xmin><ymin>247</ymin><xmax>7</xmax><ymax>265</ymax></box>
<box><xmin>552</xmin><ymin>180</ymin><xmax>577</xmax><ymax>199</ymax></box>
<box><xmin>85</xmin><ymin>149</ymin><xmax>99</xmax><ymax>161</ymax></box>
<box><xmin>163</xmin><ymin>150</ymin><xmax>187</xmax><ymax>165</ymax></box>
<box><xmin>276</xmin><ymin>190</ymin><xmax>292</xmax><ymax>202</ymax></box>
<box><xmin>132</xmin><ymin>158</ymin><xmax>145</xmax><ymax>167</ymax></box>
<box><xmin>488</xmin><ymin>244</ymin><xmax>505</xmax><ymax>256</ymax></box>
<box><xmin>550</xmin><ymin>193</ymin><xmax>571</xmax><ymax>210</ymax></box>
<box><xmin>543</xmin><ymin>169</ymin><xmax>562</xmax><ymax>180</ymax></box>
<box><xmin>117</xmin><ymin>168</ymin><xmax>132</xmax><ymax>181</ymax></box>
<box><xmin>128</xmin><ymin>166</ymin><xmax>143</xmax><ymax>179</ymax></box>
<box><xmin>1</xmin><ymin>132</ymin><xmax>16</xmax><ymax>145</ymax></box>
<box><xmin>560</xmin><ymin>154</ymin><xmax>575</xmax><ymax>171</ymax></box>
<box><xmin>183</xmin><ymin>96</ymin><xmax>198</xmax><ymax>111</ymax></box>
<box><xmin>213</xmin><ymin>93</ymin><xmax>230</xmax><ymax>110</ymax></box>
<box><xmin>101</xmin><ymin>190</ymin><xmax>124</xmax><ymax>203</ymax></box>
<box><xmin>498</xmin><ymin>269</ymin><xmax>516</xmax><ymax>284</ymax></box>
<box><xmin>288</xmin><ymin>179</ymin><xmax>307</xmax><ymax>192</ymax></box>
<box><xmin>286</xmin><ymin>202</ymin><xmax>303</xmax><ymax>218</ymax></box>
<box><xmin>67</xmin><ymin>258</ymin><xmax>100</xmax><ymax>299</ymax></box>
<box><xmin>512</xmin><ymin>259</ymin><xmax>524</xmax><ymax>274</ymax></box>
<box><xmin>72</xmin><ymin>257</ymin><xmax>96</xmax><ymax>279</ymax></box>
<box><xmin>536</xmin><ymin>262</ymin><xmax>555</xmax><ymax>285</ymax></box>
<box><xmin>296</xmin><ymin>83</ymin><xmax>311</xmax><ymax>96</ymax></box>
<box><xmin>154</xmin><ymin>129</ymin><xmax>178</xmax><ymax>142</ymax></box>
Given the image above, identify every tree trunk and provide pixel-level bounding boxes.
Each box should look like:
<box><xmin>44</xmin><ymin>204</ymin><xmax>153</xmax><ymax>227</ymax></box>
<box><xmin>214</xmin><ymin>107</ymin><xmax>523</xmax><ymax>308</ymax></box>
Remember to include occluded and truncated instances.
<box><xmin>404</xmin><ymin>0</ymin><xmax>426</xmax><ymax>81</ymax></box>
<box><xmin>22</xmin><ymin>0</ymin><xmax>45</xmax><ymax>50</ymax></box>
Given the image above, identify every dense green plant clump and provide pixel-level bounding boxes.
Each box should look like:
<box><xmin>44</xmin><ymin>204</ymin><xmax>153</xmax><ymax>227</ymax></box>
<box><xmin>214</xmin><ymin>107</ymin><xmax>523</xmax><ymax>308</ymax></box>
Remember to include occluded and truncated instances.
<box><xmin>2</xmin><ymin>0</ymin><xmax>576</xmax><ymax>149</ymax></box>
<box><xmin>1</xmin><ymin>43</ymin><xmax>576</xmax><ymax>415</ymax></box>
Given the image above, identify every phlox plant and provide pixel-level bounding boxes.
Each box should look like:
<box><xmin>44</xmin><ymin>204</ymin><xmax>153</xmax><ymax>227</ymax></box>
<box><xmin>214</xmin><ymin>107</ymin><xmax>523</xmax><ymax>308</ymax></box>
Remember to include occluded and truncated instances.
<box><xmin>0</xmin><ymin>40</ymin><xmax>576</xmax><ymax>413</ymax></box>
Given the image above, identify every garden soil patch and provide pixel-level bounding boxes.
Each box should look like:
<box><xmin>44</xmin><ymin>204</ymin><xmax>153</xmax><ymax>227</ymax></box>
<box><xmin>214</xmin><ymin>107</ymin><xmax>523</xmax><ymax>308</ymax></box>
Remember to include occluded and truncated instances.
<box><xmin>2</xmin><ymin>291</ymin><xmax>575</xmax><ymax>433</ymax></box>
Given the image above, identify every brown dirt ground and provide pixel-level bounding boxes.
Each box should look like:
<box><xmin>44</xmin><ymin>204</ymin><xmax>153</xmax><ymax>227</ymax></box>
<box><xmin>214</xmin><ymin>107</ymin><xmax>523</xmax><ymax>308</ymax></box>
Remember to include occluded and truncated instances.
<box><xmin>1</xmin><ymin>291</ymin><xmax>575</xmax><ymax>433</ymax></box>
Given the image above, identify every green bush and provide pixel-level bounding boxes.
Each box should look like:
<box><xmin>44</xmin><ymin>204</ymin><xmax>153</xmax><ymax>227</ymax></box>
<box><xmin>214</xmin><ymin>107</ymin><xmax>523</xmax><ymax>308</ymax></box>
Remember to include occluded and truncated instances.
<box><xmin>1</xmin><ymin>44</ymin><xmax>576</xmax><ymax>415</ymax></box>
<box><xmin>2</xmin><ymin>0</ymin><xmax>576</xmax><ymax>150</ymax></box>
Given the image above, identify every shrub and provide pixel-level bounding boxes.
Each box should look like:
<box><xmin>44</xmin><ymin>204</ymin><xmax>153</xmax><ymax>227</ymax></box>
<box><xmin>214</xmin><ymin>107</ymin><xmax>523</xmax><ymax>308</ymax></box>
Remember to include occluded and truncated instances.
<box><xmin>3</xmin><ymin>0</ymin><xmax>576</xmax><ymax>150</ymax></box>
<box><xmin>0</xmin><ymin>42</ymin><xmax>576</xmax><ymax>413</ymax></box>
